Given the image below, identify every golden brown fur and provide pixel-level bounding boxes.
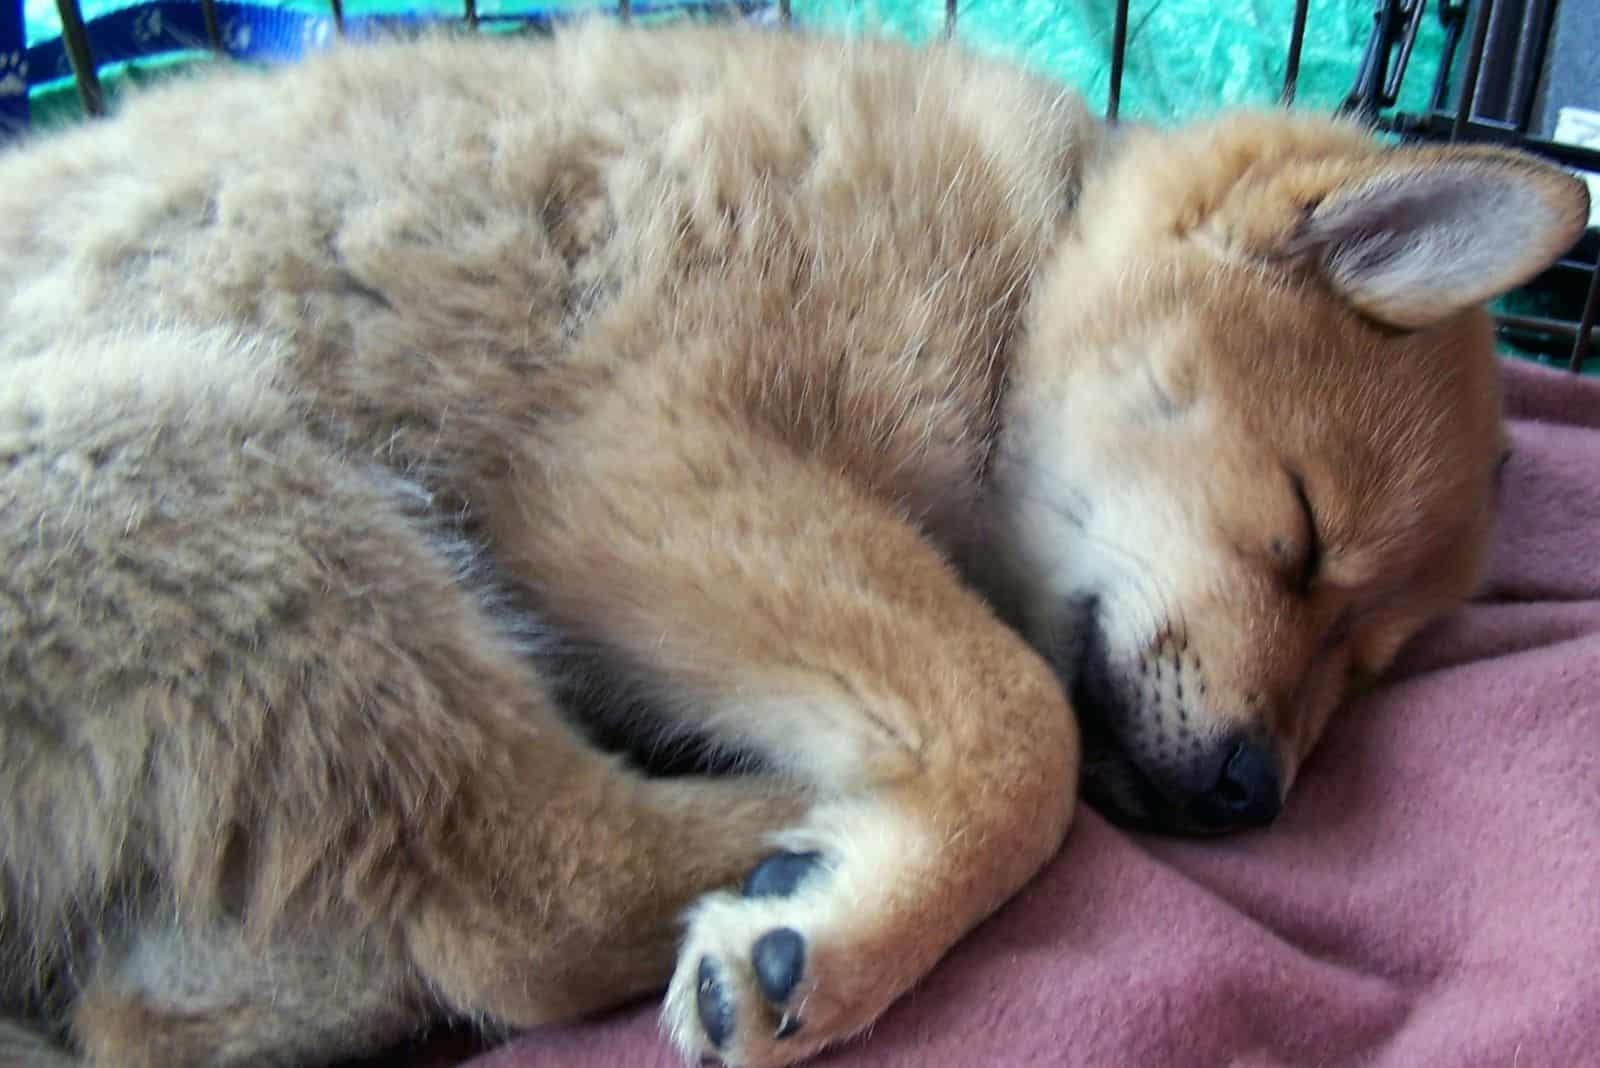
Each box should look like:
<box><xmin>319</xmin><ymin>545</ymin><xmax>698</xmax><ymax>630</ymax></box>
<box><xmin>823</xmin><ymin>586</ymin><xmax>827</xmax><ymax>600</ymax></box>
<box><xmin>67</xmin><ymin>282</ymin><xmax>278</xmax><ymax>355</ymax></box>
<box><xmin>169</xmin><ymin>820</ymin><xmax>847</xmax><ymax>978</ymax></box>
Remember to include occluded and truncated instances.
<box><xmin>0</xmin><ymin>20</ymin><xmax>1587</xmax><ymax>1068</ymax></box>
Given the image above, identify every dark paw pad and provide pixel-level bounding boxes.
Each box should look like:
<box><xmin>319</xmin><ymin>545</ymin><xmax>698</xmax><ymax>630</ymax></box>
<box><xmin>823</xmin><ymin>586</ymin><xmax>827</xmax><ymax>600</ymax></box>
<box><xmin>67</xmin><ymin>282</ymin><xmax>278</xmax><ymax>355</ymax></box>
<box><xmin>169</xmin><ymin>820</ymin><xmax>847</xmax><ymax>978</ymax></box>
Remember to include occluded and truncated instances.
<box><xmin>752</xmin><ymin>927</ymin><xmax>806</xmax><ymax>1005</ymax></box>
<box><xmin>696</xmin><ymin>956</ymin><xmax>733</xmax><ymax>1049</ymax></box>
<box><xmin>743</xmin><ymin>850</ymin><xmax>823</xmax><ymax>899</ymax></box>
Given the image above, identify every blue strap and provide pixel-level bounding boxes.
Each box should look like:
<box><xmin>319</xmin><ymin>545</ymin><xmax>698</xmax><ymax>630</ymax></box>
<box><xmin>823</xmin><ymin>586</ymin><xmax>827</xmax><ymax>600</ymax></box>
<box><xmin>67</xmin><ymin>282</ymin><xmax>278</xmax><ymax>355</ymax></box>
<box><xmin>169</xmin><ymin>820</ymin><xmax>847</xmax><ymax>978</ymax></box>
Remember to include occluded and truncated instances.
<box><xmin>22</xmin><ymin>1</ymin><xmax>772</xmax><ymax>86</ymax></box>
<box><xmin>1</xmin><ymin>0</ymin><xmax>25</xmax><ymax>134</ymax></box>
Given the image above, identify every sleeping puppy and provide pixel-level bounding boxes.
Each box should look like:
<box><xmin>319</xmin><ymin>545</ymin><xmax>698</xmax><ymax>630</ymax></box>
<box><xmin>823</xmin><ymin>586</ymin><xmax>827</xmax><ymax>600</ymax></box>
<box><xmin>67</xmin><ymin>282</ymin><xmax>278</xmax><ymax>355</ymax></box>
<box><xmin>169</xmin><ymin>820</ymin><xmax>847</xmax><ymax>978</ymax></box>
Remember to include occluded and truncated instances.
<box><xmin>0</xmin><ymin>20</ymin><xmax>1587</xmax><ymax>1068</ymax></box>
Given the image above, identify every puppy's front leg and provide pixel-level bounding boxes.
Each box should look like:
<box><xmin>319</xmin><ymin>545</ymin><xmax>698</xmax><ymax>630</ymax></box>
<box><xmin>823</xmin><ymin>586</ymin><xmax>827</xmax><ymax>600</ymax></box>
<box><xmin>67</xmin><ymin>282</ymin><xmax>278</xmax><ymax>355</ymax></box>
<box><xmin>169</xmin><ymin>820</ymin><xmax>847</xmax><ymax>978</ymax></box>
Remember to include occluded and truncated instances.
<box><xmin>491</xmin><ymin>402</ymin><xmax>1081</xmax><ymax>1067</ymax></box>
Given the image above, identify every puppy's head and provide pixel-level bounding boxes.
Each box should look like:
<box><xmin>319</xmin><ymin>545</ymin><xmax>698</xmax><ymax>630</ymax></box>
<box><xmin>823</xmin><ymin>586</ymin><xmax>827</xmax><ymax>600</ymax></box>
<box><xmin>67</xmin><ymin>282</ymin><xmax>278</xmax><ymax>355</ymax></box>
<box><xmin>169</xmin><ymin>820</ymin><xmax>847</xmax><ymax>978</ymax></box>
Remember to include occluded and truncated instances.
<box><xmin>988</xmin><ymin>113</ymin><xmax>1589</xmax><ymax>835</ymax></box>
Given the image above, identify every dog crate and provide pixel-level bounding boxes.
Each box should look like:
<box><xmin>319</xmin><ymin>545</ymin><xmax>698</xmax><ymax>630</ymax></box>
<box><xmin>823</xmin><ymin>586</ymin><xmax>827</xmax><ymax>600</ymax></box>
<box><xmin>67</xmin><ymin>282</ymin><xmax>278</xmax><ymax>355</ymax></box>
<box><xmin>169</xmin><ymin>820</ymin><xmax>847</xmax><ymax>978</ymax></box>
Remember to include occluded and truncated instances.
<box><xmin>2</xmin><ymin>0</ymin><xmax>1596</xmax><ymax>373</ymax></box>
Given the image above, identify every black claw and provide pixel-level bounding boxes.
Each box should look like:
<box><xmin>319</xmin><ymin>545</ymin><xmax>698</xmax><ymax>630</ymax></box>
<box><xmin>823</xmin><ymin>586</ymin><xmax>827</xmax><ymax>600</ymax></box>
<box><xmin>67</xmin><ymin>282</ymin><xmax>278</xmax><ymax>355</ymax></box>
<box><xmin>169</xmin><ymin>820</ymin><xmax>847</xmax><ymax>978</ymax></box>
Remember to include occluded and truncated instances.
<box><xmin>696</xmin><ymin>956</ymin><xmax>733</xmax><ymax>1050</ymax></box>
<box><xmin>775</xmin><ymin>1013</ymin><xmax>803</xmax><ymax>1040</ymax></box>
<box><xmin>752</xmin><ymin>927</ymin><xmax>806</xmax><ymax>1005</ymax></box>
<box><xmin>743</xmin><ymin>850</ymin><xmax>823</xmax><ymax>899</ymax></box>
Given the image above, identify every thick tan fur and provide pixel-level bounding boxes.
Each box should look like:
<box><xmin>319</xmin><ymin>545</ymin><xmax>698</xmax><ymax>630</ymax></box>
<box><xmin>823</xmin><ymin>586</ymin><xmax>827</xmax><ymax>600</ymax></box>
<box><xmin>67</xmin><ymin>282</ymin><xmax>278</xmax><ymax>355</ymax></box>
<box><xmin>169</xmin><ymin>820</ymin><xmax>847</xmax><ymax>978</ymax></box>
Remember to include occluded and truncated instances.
<box><xmin>0</xmin><ymin>20</ymin><xmax>1587</xmax><ymax>1068</ymax></box>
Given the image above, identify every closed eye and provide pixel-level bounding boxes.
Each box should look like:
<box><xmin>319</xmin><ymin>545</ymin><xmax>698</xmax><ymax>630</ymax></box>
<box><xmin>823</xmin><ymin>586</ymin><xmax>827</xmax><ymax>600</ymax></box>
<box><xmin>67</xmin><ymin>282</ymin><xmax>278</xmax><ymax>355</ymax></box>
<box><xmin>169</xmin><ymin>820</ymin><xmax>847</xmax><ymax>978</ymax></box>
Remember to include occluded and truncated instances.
<box><xmin>1291</xmin><ymin>473</ymin><xmax>1321</xmax><ymax>594</ymax></box>
<box><xmin>1141</xmin><ymin>364</ymin><xmax>1180</xmax><ymax>419</ymax></box>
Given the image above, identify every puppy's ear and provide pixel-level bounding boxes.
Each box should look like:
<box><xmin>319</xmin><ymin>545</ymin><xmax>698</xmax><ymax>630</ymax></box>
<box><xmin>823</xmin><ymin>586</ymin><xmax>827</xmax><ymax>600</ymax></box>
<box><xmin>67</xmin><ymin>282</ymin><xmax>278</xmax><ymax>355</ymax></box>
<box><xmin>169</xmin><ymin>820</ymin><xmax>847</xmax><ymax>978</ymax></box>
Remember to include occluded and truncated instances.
<box><xmin>1287</xmin><ymin>150</ymin><xmax>1590</xmax><ymax>330</ymax></box>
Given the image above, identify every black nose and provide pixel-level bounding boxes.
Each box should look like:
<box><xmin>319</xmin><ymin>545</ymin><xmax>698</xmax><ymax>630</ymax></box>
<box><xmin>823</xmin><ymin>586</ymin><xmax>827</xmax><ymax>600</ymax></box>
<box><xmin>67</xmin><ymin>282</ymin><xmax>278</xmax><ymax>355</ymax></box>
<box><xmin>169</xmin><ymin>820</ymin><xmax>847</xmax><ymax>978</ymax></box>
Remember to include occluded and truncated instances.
<box><xmin>1200</xmin><ymin>737</ymin><xmax>1282</xmax><ymax>829</ymax></box>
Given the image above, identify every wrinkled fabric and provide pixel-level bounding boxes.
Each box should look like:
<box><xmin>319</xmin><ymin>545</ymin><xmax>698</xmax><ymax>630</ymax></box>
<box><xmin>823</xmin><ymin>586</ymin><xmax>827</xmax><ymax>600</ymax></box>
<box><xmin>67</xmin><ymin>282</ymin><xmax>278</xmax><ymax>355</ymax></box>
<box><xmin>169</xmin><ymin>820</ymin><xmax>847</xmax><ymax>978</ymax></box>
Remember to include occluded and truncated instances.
<box><xmin>796</xmin><ymin>0</ymin><xmax>1443</xmax><ymax>118</ymax></box>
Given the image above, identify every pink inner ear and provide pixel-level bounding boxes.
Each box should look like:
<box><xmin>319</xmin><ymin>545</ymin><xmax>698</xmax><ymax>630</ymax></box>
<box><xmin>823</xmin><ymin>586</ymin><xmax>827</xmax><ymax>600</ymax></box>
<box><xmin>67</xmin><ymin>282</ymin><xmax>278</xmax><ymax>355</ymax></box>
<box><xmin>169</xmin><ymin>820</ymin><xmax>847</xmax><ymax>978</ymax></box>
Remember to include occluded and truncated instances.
<box><xmin>1290</xmin><ymin>161</ymin><xmax>1582</xmax><ymax>331</ymax></box>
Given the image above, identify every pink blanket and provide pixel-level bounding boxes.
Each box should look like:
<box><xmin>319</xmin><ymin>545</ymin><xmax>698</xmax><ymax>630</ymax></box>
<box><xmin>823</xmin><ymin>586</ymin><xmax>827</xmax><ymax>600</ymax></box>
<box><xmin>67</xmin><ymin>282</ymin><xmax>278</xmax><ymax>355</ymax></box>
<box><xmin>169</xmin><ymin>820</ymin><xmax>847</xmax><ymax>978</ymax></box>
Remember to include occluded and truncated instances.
<box><xmin>456</xmin><ymin>357</ymin><xmax>1600</xmax><ymax>1068</ymax></box>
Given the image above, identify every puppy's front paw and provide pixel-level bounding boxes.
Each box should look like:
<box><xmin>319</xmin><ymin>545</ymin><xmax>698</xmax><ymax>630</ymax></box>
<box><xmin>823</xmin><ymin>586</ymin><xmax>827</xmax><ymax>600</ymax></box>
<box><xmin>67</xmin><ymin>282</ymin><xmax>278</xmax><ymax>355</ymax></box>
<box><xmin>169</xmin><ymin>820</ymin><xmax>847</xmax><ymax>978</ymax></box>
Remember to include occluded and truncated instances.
<box><xmin>691</xmin><ymin>850</ymin><xmax>822</xmax><ymax>1051</ymax></box>
<box><xmin>662</xmin><ymin>803</ymin><xmax>941</xmax><ymax>1067</ymax></box>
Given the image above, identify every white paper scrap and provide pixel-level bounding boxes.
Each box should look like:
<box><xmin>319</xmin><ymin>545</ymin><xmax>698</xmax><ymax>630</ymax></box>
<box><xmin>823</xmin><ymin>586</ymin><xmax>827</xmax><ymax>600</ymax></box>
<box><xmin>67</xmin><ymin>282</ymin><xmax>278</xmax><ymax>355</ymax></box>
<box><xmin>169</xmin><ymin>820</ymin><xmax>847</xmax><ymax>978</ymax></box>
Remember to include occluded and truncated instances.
<box><xmin>1554</xmin><ymin>106</ymin><xmax>1600</xmax><ymax>231</ymax></box>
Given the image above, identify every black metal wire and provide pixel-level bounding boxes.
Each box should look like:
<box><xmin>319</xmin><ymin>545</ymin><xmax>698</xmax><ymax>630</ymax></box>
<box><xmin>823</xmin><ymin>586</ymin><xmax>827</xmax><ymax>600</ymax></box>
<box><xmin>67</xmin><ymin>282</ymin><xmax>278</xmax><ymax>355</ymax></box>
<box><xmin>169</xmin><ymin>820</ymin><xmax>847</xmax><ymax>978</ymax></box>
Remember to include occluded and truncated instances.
<box><xmin>1429</xmin><ymin>1</ymin><xmax>1469</xmax><ymax>112</ymax></box>
<box><xmin>1506</xmin><ymin>0</ymin><xmax>1558</xmax><ymax>134</ymax></box>
<box><xmin>329</xmin><ymin>0</ymin><xmax>345</xmax><ymax>34</ymax></box>
<box><xmin>1280</xmin><ymin>0</ymin><xmax>1309</xmax><ymax>106</ymax></box>
<box><xmin>1571</xmin><ymin>262</ymin><xmax>1600</xmax><ymax>373</ymax></box>
<box><xmin>1107</xmin><ymin>0</ymin><xmax>1129</xmax><ymax>122</ymax></box>
<box><xmin>1342</xmin><ymin>0</ymin><xmax>1426</xmax><ymax>118</ymax></box>
<box><xmin>1498</xmin><ymin>312</ymin><xmax>1600</xmax><ymax>355</ymax></box>
<box><xmin>1342</xmin><ymin>0</ymin><xmax>1397</xmax><ymax>118</ymax></box>
<box><xmin>1382</xmin><ymin>0</ymin><xmax>1424</xmax><ymax>105</ymax></box>
<box><xmin>201</xmin><ymin>0</ymin><xmax>225</xmax><ymax>52</ymax></box>
<box><xmin>53</xmin><ymin>0</ymin><xmax>105</xmax><ymax>117</ymax></box>
<box><xmin>1450</xmin><ymin>0</ymin><xmax>1495</xmax><ymax>140</ymax></box>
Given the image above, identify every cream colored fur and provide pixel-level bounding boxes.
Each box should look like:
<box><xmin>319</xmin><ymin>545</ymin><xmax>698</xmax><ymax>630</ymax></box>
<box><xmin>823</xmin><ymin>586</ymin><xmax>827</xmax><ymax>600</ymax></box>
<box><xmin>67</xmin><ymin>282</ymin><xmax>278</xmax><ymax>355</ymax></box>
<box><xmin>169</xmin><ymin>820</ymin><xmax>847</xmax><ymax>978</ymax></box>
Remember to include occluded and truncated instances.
<box><xmin>0</xmin><ymin>20</ymin><xmax>1587</xmax><ymax>1068</ymax></box>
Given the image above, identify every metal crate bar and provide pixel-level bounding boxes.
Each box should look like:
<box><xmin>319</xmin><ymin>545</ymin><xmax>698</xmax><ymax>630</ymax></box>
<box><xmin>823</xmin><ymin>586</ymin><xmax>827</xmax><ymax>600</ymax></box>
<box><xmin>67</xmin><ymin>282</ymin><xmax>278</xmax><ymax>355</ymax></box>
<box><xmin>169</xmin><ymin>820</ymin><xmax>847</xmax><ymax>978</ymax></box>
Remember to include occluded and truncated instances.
<box><xmin>53</xmin><ymin>0</ymin><xmax>105</xmax><ymax>117</ymax></box>
<box><xmin>1107</xmin><ymin>0</ymin><xmax>1128</xmax><ymax>122</ymax></box>
<box><xmin>1280</xmin><ymin>0</ymin><xmax>1309</xmax><ymax>105</ymax></box>
<box><xmin>201</xmin><ymin>0</ymin><xmax>224</xmax><ymax>51</ymax></box>
<box><xmin>1342</xmin><ymin>0</ymin><xmax>1392</xmax><ymax>116</ymax></box>
<box><xmin>1496</xmin><ymin>312</ymin><xmax>1600</xmax><ymax>362</ymax></box>
<box><xmin>1382</xmin><ymin>0</ymin><xmax>1424</xmax><ymax>106</ymax></box>
<box><xmin>1429</xmin><ymin>0</ymin><xmax>1468</xmax><ymax>113</ymax></box>
<box><xmin>1452</xmin><ymin>0</ymin><xmax>1561</xmax><ymax>136</ymax></box>
<box><xmin>1570</xmin><ymin>261</ymin><xmax>1600</xmax><ymax>373</ymax></box>
<box><xmin>1450</xmin><ymin>0</ymin><xmax>1494</xmax><ymax>140</ymax></box>
<box><xmin>1342</xmin><ymin>0</ymin><xmax>1425</xmax><ymax>119</ymax></box>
